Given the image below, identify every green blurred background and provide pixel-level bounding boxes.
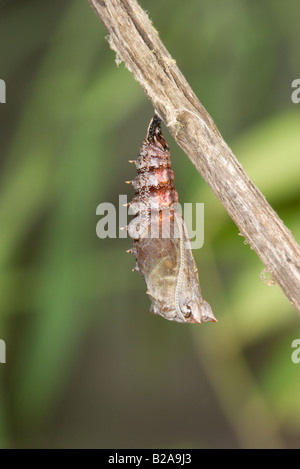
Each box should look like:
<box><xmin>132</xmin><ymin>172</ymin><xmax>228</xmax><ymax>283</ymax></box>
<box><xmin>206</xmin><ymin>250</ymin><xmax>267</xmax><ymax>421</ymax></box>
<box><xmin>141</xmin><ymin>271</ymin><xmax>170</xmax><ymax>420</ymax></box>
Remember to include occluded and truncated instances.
<box><xmin>0</xmin><ymin>0</ymin><xmax>300</xmax><ymax>449</ymax></box>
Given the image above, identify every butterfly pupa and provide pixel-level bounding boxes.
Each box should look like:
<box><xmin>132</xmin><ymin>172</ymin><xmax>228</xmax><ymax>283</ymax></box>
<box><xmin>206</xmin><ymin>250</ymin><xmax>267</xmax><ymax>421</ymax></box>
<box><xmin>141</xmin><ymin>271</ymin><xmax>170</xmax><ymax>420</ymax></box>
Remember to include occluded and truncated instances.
<box><xmin>127</xmin><ymin>116</ymin><xmax>217</xmax><ymax>324</ymax></box>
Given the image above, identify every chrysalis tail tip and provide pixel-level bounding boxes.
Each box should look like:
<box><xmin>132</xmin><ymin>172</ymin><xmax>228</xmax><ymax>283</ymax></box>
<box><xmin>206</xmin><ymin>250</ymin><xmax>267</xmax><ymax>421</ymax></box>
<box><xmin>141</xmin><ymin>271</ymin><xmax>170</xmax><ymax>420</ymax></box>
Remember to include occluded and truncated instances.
<box><xmin>204</xmin><ymin>311</ymin><xmax>218</xmax><ymax>322</ymax></box>
<box><xmin>209</xmin><ymin>316</ymin><xmax>218</xmax><ymax>323</ymax></box>
<box><xmin>201</xmin><ymin>301</ymin><xmax>217</xmax><ymax>323</ymax></box>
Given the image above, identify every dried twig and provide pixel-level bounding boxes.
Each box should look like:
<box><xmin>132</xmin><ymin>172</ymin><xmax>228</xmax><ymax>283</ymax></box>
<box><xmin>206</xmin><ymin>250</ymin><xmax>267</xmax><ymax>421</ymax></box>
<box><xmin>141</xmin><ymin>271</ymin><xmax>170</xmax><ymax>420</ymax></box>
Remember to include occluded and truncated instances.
<box><xmin>88</xmin><ymin>0</ymin><xmax>300</xmax><ymax>313</ymax></box>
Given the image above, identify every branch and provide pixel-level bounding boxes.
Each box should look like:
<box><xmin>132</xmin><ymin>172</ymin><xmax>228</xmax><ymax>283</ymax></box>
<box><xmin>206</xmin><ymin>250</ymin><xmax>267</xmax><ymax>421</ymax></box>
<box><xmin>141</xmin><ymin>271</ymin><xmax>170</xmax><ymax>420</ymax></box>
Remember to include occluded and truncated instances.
<box><xmin>88</xmin><ymin>0</ymin><xmax>300</xmax><ymax>313</ymax></box>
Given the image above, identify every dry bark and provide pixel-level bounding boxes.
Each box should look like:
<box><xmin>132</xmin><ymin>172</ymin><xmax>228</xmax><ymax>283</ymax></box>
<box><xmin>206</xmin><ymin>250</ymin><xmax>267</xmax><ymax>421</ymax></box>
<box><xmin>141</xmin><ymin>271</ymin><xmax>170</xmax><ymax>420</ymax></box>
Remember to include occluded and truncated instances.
<box><xmin>89</xmin><ymin>0</ymin><xmax>300</xmax><ymax>313</ymax></box>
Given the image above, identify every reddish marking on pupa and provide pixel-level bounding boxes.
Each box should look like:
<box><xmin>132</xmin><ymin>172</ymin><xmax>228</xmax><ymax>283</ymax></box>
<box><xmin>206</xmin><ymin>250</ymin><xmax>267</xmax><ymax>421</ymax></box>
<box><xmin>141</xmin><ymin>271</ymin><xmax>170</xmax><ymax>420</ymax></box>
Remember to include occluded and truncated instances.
<box><xmin>127</xmin><ymin>116</ymin><xmax>217</xmax><ymax>324</ymax></box>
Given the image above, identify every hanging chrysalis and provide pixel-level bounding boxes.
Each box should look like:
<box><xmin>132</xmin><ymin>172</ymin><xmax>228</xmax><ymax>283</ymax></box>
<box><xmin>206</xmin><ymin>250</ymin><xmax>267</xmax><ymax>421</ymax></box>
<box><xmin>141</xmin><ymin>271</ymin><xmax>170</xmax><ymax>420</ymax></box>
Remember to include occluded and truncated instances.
<box><xmin>126</xmin><ymin>116</ymin><xmax>217</xmax><ymax>324</ymax></box>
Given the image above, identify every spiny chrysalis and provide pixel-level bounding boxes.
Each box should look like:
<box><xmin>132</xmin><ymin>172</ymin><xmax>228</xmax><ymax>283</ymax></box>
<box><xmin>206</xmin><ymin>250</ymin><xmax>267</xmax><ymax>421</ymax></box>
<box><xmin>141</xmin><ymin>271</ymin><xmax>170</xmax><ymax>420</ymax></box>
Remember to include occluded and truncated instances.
<box><xmin>126</xmin><ymin>116</ymin><xmax>217</xmax><ymax>324</ymax></box>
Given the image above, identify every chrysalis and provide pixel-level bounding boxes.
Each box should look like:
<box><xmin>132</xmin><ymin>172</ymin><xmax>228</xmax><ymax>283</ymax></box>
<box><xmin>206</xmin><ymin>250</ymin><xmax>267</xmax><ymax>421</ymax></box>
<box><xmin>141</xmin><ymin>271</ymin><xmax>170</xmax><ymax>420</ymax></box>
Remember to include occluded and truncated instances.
<box><xmin>127</xmin><ymin>116</ymin><xmax>217</xmax><ymax>324</ymax></box>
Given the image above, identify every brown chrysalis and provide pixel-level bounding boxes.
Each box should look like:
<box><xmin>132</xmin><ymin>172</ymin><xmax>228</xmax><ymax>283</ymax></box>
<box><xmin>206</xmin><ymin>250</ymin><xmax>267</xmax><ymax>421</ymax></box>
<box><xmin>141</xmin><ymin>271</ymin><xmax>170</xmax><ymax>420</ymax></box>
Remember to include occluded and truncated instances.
<box><xmin>127</xmin><ymin>116</ymin><xmax>217</xmax><ymax>324</ymax></box>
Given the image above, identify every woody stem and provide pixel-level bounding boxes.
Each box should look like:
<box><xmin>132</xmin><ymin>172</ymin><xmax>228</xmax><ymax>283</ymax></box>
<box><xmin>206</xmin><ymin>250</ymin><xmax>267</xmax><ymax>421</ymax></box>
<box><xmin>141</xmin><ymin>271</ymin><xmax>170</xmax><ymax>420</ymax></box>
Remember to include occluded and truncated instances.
<box><xmin>88</xmin><ymin>0</ymin><xmax>300</xmax><ymax>313</ymax></box>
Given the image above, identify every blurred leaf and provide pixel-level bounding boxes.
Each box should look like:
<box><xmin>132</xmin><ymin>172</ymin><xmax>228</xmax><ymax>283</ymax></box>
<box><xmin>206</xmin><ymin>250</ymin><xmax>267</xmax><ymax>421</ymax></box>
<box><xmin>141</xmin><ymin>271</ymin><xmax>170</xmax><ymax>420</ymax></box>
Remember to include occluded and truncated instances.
<box><xmin>261</xmin><ymin>335</ymin><xmax>300</xmax><ymax>429</ymax></box>
<box><xmin>232</xmin><ymin>110</ymin><xmax>300</xmax><ymax>203</ymax></box>
<box><xmin>7</xmin><ymin>1</ymin><xmax>143</xmax><ymax>425</ymax></box>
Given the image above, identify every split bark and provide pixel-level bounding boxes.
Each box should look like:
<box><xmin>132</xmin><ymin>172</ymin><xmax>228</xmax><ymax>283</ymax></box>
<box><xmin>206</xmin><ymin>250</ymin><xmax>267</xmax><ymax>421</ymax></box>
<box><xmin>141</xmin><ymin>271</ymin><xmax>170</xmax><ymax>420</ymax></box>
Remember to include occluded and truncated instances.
<box><xmin>88</xmin><ymin>0</ymin><xmax>300</xmax><ymax>313</ymax></box>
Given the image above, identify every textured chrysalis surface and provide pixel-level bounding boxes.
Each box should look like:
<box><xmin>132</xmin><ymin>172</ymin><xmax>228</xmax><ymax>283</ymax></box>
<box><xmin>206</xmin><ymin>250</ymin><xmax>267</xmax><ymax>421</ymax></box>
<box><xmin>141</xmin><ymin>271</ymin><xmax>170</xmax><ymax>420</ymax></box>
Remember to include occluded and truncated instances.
<box><xmin>127</xmin><ymin>116</ymin><xmax>217</xmax><ymax>324</ymax></box>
